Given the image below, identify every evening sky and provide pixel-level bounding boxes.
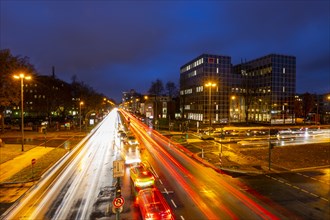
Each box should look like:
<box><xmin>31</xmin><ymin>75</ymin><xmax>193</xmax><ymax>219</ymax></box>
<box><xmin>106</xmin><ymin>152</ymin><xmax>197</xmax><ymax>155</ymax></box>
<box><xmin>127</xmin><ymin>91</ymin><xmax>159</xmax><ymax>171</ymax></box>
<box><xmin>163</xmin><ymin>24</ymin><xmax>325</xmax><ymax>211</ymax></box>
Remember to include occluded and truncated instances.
<box><xmin>1</xmin><ymin>1</ymin><xmax>329</xmax><ymax>102</ymax></box>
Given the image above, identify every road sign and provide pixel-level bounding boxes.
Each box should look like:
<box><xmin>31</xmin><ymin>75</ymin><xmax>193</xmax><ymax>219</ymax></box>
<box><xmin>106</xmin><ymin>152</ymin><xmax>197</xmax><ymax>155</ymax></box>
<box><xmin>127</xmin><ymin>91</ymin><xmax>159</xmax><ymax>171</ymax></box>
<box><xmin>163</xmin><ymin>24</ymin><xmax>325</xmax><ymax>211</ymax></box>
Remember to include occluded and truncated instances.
<box><xmin>31</xmin><ymin>158</ymin><xmax>36</xmax><ymax>165</ymax></box>
<box><xmin>113</xmin><ymin>160</ymin><xmax>125</xmax><ymax>177</ymax></box>
<box><xmin>113</xmin><ymin>196</ymin><xmax>125</xmax><ymax>208</ymax></box>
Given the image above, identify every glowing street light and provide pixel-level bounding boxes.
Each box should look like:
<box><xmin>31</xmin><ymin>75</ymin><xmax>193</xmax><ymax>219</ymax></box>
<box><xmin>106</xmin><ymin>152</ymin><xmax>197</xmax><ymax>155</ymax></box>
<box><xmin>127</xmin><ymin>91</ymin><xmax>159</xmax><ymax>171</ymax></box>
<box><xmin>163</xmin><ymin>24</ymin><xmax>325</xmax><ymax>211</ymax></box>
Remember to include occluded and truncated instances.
<box><xmin>79</xmin><ymin>101</ymin><xmax>84</xmax><ymax>132</ymax></box>
<box><xmin>230</xmin><ymin>95</ymin><xmax>236</xmax><ymax>123</ymax></box>
<box><xmin>205</xmin><ymin>82</ymin><xmax>217</xmax><ymax>131</ymax></box>
<box><xmin>13</xmin><ymin>73</ymin><xmax>31</xmax><ymax>151</ymax></box>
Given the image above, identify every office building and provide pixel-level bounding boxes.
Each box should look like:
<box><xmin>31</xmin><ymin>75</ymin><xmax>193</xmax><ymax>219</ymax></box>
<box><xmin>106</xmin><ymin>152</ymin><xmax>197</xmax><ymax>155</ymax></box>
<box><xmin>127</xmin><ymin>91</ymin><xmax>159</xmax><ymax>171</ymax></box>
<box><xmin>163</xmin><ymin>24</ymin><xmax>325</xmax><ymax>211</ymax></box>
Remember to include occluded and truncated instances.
<box><xmin>180</xmin><ymin>54</ymin><xmax>234</xmax><ymax>125</ymax></box>
<box><xmin>180</xmin><ymin>53</ymin><xmax>296</xmax><ymax>125</ymax></box>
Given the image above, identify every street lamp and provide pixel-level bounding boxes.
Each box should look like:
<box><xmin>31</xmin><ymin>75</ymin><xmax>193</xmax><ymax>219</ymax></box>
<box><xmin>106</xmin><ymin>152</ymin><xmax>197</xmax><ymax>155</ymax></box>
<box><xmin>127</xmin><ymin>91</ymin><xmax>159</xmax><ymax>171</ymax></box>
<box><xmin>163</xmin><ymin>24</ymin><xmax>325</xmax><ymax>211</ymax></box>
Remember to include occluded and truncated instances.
<box><xmin>230</xmin><ymin>96</ymin><xmax>236</xmax><ymax>123</ymax></box>
<box><xmin>205</xmin><ymin>82</ymin><xmax>217</xmax><ymax>132</ymax></box>
<box><xmin>13</xmin><ymin>73</ymin><xmax>31</xmax><ymax>151</ymax></box>
<box><xmin>79</xmin><ymin>101</ymin><xmax>84</xmax><ymax>132</ymax></box>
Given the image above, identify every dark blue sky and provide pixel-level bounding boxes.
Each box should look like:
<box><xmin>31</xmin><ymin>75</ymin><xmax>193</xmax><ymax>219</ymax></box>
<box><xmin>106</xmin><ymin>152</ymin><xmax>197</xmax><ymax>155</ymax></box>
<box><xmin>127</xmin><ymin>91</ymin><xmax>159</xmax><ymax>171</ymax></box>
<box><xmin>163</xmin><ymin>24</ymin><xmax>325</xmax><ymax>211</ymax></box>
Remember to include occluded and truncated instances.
<box><xmin>1</xmin><ymin>1</ymin><xmax>329</xmax><ymax>103</ymax></box>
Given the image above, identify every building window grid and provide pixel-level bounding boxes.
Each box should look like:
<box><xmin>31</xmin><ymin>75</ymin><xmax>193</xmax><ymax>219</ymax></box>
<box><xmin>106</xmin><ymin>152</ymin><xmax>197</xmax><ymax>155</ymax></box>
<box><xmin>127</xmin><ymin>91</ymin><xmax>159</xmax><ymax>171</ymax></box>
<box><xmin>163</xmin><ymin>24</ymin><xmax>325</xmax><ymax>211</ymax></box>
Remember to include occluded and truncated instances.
<box><xmin>181</xmin><ymin>54</ymin><xmax>295</xmax><ymax>124</ymax></box>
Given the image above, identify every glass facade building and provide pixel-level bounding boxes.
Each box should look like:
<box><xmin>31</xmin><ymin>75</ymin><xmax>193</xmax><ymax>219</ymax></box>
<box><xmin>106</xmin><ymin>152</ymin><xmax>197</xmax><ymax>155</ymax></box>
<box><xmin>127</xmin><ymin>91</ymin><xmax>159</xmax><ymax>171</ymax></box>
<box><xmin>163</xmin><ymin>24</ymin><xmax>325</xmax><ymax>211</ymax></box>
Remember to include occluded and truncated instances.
<box><xmin>180</xmin><ymin>53</ymin><xmax>296</xmax><ymax>124</ymax></box>
<box><xmin>180</xmin><ymin>54</ymin><xmax>235</xmax><ymax>125</ymax></box>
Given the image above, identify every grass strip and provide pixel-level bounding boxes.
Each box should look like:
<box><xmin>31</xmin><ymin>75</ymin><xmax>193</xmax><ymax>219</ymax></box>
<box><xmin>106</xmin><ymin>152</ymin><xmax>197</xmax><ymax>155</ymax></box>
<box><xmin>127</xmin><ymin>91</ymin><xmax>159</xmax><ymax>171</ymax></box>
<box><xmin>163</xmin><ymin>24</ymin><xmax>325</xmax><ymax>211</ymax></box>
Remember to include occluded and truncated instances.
<box><xmin>5</xmin><ymin>148</ymin><xmax>67</xmax><ymax>183</ymax></box>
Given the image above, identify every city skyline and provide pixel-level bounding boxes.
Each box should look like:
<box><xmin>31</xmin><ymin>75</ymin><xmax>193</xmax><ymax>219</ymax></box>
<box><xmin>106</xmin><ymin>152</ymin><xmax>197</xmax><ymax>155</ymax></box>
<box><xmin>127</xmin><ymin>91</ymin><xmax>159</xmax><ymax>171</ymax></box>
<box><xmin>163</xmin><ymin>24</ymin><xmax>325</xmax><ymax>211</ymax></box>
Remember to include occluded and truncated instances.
<box><xmin>1</xmin><ymin>1</ymin><xmax>329</xmax><ymax>102</ymax></box>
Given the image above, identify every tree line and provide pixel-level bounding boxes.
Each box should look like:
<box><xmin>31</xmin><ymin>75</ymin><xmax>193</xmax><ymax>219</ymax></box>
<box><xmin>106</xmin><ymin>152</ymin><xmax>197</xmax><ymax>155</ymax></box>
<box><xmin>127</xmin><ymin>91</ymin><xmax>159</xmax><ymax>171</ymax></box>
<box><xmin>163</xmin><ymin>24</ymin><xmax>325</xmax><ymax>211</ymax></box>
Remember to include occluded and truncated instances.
<box><xmin>0</xmin><ymin>49</ymin><xmax>112</xmax><ymax>132</ymax></box>
<box><xmin>0</xmin><ymin>49</ymin><xmax>180</xmax><ymax>132</ymax></box>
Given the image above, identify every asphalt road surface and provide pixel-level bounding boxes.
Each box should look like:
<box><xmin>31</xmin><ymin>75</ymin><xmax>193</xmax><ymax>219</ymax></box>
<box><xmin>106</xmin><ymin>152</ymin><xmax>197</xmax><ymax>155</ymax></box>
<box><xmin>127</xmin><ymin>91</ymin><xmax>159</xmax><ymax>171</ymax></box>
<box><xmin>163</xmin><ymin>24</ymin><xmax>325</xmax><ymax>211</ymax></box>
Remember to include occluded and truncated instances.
<box><xmin>3</xmin><ymin>109</ymin><xmax>329</xmax><ymax>220</ymax></box>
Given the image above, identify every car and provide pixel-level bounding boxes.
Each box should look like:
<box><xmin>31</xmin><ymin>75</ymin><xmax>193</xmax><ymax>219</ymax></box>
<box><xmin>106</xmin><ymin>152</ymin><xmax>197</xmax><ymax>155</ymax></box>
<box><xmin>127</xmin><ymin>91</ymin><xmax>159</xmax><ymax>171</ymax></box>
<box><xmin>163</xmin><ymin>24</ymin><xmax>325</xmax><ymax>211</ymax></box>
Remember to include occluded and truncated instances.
<box><xmin>130</xmin><ymin>163</ymin><xmax>155</xmax><ymax>189</ymax></box>
<box><xmin>137</xmin><ymin>187</ymin><xmax>174</xmax><ymax>220</ymax></box>
<box><xmin>200</xmin><ymin>127</ymin><xmax>214</xmax><ymax>135</ymax></box>
<box><xmin>127</xmin><ymin>135</ymin><xmax>139</xmax><ymax>145</ymax></box>
<box><xmin>277</xmin><ymin>129</ymin><xmax>295</xmax><ymax>140</ymax></box>
<box><xmin>117</xmin><ymin>129</ymin><xmax>125</xmax><ymax>137</ymax></box>
<box><xmin>120</xmin><ymin>132</ymin><xmax>127</xmax><ymax>141</ymax></box>
<box><xmin>200</xmin><ymin>134</ymin><xmax>214</xmax><ymax>140</ymax></box>
<box><xmin>122</xmin><ymin>144</ymin><xmax>141</xmax><ymax>164</ymax></box>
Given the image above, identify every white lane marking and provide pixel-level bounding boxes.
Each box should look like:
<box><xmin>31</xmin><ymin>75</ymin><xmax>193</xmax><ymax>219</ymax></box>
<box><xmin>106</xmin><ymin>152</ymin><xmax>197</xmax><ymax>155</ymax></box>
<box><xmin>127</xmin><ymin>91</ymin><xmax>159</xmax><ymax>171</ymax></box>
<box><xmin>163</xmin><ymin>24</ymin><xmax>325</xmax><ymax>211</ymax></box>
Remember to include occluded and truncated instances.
<box><xmin>297</xmin><ymin>172</ymin><xmax>330</xmax><ymax>185</ymax></box>
<box><xmin>266</xmin><ymin>175</ymin><xmax>328</xmax><ymax>202</ymax></box>
<box><xmin>300</xmin><ymin>189</ymin><xmax>309</xmax><ymax>194</ymax></box>
<box><xmin>321</xmin><ymin>197</ymin><xmax>329</xmax><ymax>202</ymax></box>
<box><xmin>150</xmin><ymin>165</ymin><xmax>159</xmax><ymax>178</ymax></box>
<box><xmin>159</xmin><ymin>179</ymin><xmax>163</xmax><ymax>185</ymax></box>
<box><xmin>164</xmin><ymin>187</ymin><xmax>169</xmax><ymax>195</ymax></box>
<box><xmin>309</xmin><ymin>192</ymin><xmax>318</xmax><ymax>197</ymax></box>
<box><xmin>171</xmin><ymin>199</ymin><xmax>177</xmax><ymax>208</ymax></box>
<box><xmin>180</xmin><ymin>216</ymin><xmax>185</xmax><ymax>220</ymax></box>
<box><xmin>293</xmin><ymin>185</ymin><xmax>299</xmax><ymax>190</ymax></box>
<box><xmin>285</xmin><ymin>182</ymin><xmax>292</xmax><ymax>187</ymax></box>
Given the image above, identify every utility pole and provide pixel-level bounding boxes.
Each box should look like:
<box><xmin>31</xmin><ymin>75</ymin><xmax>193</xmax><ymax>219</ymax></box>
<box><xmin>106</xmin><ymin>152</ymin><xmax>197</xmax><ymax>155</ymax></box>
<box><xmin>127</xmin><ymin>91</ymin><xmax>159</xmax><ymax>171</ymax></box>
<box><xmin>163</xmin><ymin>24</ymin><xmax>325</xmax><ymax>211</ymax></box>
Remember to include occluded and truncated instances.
<box><xmin>268</xmin><ymin>128</ymin><xmax>274</xmax><ymax>170</ymax></box>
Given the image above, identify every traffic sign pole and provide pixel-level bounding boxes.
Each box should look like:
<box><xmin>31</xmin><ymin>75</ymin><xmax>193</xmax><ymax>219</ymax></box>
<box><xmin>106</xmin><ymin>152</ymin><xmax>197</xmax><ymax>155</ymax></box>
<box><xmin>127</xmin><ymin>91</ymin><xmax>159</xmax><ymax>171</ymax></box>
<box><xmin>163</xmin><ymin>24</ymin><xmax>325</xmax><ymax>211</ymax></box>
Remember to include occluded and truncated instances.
<box><xmin>112</xmin><ymin>160</ymin><xmax>125</xmax><ymax>219</ymax></box>
<box><xmin>113</xmin><ymin>196</ymin><xmax>125</xmax><ymax>220</ymax></box>
<box><xmin>113</xmin><ymin>196</ymin><xmax>125</xmax><ymax>208</ymax></box>
<box><xmin>31</xmin><ymin>158</ymin><xmax>36</xmax><ymax>182</ymax></box>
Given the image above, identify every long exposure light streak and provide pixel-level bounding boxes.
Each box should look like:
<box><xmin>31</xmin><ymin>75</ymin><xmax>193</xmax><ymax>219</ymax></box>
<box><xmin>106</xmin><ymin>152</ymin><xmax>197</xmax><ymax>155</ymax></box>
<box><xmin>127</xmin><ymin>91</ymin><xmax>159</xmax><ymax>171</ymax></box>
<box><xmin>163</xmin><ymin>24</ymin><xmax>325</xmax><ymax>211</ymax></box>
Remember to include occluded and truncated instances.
<box><xmin>121</xmin><ymin>110</ymin><xmax>280</xmax><ymax>220</ymax></box>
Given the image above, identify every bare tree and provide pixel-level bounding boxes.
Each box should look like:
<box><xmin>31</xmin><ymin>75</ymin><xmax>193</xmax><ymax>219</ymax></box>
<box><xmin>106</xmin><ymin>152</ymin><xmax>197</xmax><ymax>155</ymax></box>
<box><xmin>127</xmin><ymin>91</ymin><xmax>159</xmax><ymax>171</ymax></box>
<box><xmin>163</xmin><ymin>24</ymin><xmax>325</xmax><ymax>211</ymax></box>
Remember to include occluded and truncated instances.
<box><xmin>148</xmin><ymin>79</ymin><xmax>164</xmax><ymax>123</ymax></box>
<box><xmin>302</xmin><ymin>93</ymin><xmax>315</xmax><ymax>120</ymax></box>
<box><xmin>165</xmin><ymin>81</ymin><xmax>177</xmax><ymax>98</ymax></box>
<box><xmin>0</xmin><ymin>49</ymin><xmax>36</xmax><ymax>132</ymax></box>
<box><xmin>148</xmin><ymin>79</ymin><xmax>164</xmax><ymax>96</ymax></box>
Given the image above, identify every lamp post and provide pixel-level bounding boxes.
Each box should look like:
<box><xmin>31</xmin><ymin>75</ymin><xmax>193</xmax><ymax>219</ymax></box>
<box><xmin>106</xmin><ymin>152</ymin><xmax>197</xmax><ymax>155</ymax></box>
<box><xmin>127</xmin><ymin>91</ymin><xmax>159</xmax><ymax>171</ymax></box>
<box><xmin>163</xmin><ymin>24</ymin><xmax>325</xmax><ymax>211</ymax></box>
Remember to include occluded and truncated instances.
<box><xmin>230</xmin><ymin>96</ymin><xmax>236</xmax><ymax>124</ymax></box>
<box><xmin>315</xmin><ymin>95</ymin><xmax>319</xmax><ymax>125</ymax></box>
<box><xmin>79</xmin><ymin>101</ymin><xmax>84</xmax><ymax>132</ymax></box>
<box><xmin>13</xmin><ymin>73</ymin><xmax>31</xmax><ymax>151</ymax></box>
<box><xmin>205</xmin><ymin>82</ymin><xmax>216</xmax><ymax>133</ymax></box>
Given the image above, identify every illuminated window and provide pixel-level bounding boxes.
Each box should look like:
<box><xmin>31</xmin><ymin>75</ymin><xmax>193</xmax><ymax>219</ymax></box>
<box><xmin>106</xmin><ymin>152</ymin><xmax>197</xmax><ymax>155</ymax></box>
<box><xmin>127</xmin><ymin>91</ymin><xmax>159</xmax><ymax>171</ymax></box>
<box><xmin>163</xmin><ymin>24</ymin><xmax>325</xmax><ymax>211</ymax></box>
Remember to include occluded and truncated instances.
<box><xmin>196</xmin><ymin>86</ymin><xmax>203</xmax><ymax>92</ymax></box>
<box><xmin>185</xmin><ymin>89</ymin><xmax>192</xmax><ymax>94</ymax></box>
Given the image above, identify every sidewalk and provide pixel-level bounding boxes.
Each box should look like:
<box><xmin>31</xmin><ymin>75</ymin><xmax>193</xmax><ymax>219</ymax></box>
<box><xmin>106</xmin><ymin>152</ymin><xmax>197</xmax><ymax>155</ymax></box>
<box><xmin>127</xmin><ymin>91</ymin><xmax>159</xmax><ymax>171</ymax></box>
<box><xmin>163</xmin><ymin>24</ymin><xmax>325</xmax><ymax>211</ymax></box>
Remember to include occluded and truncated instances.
<box><xmin>0</xmin><ymin>131</ymin><xmax>85</xmax><ymax>208</ymax></box>
<box><xmin>0</xmin><ymin>130</ymin><xmax>85</xmax><ymax>183</ymax></box>
<box><xmin>0</xmin><ymin>146</ymin><xmax>53</xmax><ymax>183</ymax></box>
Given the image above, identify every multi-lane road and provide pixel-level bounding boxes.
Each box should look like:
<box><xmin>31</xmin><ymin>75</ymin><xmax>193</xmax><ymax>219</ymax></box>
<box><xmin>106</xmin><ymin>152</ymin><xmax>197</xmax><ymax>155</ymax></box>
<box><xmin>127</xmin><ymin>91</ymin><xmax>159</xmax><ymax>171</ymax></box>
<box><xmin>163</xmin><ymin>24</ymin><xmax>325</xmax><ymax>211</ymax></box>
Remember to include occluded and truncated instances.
<box><xmin>2</xmin><ymin>108</ymin><xmax>329</xmax><ymax>219</ymax></box>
